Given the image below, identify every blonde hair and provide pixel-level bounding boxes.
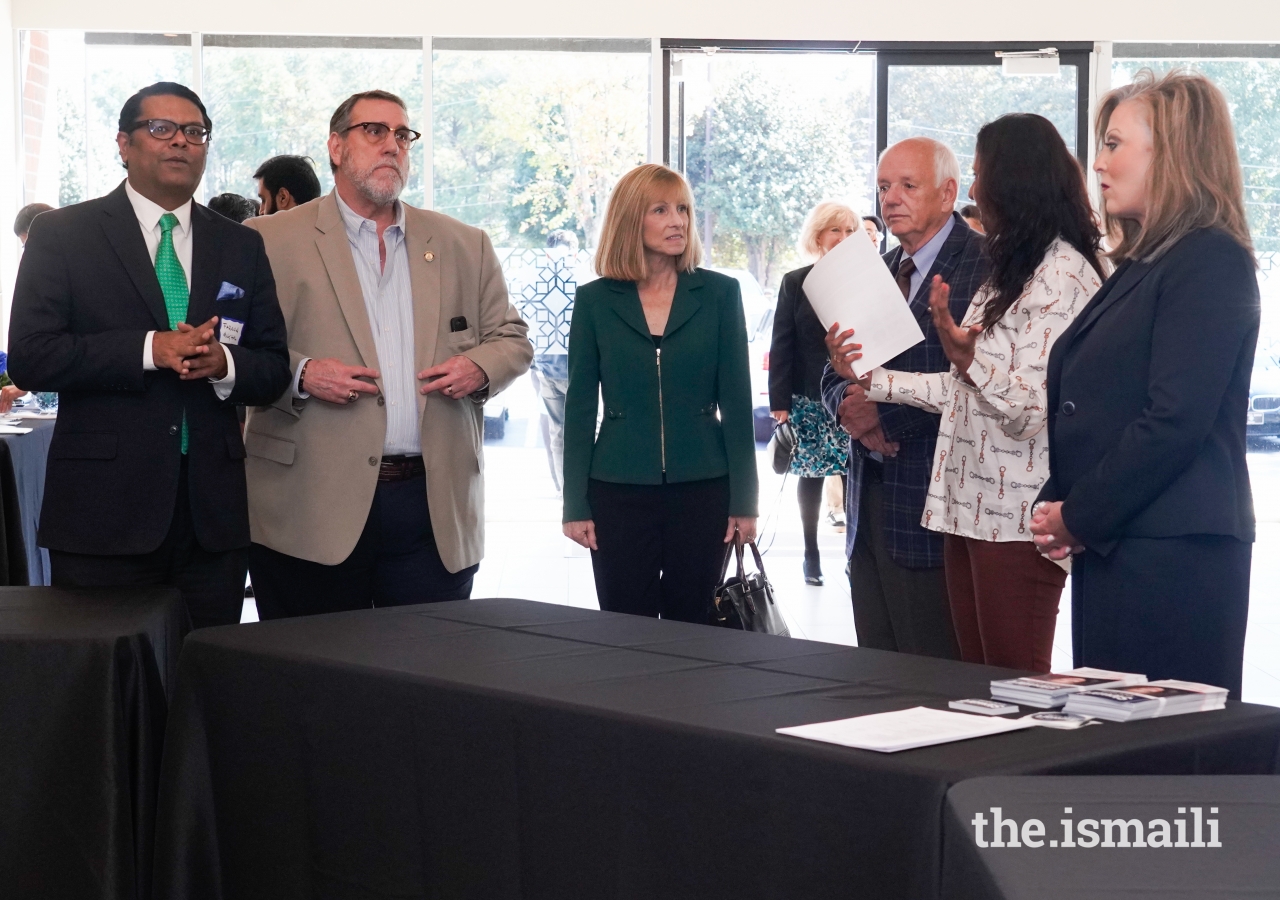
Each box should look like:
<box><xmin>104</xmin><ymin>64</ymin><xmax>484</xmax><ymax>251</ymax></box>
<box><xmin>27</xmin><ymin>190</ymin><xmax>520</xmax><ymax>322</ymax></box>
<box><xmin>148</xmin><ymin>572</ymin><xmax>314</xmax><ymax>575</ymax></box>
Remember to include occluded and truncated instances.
<box><xmin>799</xmin><ymin>201</ymin><xmax>857</xmax><ymax>259</ymax></box>
<box><xmin>1097</xmin><ymin>68</ymin><xmax>1253</xmax><ymax>263</ymax></box>
<box><xmin>595</xmin><ymin>164</ymin><xmax>703</xmax><ymax>282</ymax></box>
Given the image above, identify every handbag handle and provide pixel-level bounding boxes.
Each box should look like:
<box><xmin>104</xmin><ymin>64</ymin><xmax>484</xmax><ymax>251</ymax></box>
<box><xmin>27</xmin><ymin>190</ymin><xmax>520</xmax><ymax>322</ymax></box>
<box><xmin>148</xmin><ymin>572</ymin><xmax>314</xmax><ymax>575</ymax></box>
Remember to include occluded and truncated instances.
<box><xmin>717</xmin><ymin>534</ymin><xmax>749</xmax><ymax>585</ymax></box>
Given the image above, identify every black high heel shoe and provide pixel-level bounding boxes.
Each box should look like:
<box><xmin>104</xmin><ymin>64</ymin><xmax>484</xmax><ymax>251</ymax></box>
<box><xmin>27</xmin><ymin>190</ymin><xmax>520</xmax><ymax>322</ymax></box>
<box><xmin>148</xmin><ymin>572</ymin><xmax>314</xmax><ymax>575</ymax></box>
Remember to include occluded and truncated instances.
<box><xmin>803</xmin><ymin>557</ymin><xmax>823</xmax><ymax>586</ymax></box>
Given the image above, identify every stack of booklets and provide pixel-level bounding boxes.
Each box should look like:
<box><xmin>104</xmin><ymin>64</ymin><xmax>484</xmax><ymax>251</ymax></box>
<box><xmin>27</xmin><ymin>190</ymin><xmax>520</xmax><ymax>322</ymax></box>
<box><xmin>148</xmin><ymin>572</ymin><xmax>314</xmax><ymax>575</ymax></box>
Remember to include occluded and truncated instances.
<box><xmin>1063</xmin><ymin>680</ymin><xmax>1228</xmax><ymax>722</ymax></box>
<box><xmin>990</xmin><ymin>667</ymin><xmax>1148</xmax><ymax>709</ymax></box>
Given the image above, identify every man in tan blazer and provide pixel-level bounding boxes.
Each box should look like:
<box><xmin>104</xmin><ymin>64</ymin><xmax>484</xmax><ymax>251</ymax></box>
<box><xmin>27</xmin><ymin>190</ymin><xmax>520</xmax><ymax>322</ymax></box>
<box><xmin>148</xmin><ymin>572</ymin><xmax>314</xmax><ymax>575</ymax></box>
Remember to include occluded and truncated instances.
<box><xmin>244</xmin><ymin>89</ymin><xmax>532</xmax><ymax>618</ymax></box>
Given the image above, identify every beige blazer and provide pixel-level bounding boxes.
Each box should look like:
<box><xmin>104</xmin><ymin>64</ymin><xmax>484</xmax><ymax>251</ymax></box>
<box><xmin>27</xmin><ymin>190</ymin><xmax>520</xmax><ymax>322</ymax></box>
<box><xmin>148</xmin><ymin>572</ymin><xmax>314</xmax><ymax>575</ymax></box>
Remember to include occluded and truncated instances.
<box><xmin>244</xmin><ymin>192</ymin><xmax>532</xmax><ymax>571</ymax></box>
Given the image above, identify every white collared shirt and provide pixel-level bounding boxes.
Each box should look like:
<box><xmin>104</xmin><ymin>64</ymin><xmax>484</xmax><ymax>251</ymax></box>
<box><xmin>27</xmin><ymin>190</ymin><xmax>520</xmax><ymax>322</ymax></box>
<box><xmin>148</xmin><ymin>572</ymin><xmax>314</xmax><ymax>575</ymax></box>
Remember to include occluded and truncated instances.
<box><xmin>333</xmin><ymin>188</ymin><xmax>420</xmax><ymax>455</ymax></box>
<box><xmin>126</xmin><ymin>180</ymin><xmax>235</xmax><ymax>398</ymax></box>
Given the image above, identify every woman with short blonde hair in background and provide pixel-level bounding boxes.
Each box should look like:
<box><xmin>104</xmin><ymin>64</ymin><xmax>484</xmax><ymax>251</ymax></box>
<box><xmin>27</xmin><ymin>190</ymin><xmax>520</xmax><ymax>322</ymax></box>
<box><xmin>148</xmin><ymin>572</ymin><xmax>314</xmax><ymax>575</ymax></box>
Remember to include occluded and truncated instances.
<box><xmin>562</xmin><ymin>165</ymin><xmax>758</xmax><ymax>622</ymax></box>
<box><xmin>1031</xmin><ymin>70</ymin><xmax>1260</xmax><ymax>696</ymax></box>
<box><xmin>769</xmin><ymin>201</ymin><xmax>858</xmax><ymax>585</ymax></box>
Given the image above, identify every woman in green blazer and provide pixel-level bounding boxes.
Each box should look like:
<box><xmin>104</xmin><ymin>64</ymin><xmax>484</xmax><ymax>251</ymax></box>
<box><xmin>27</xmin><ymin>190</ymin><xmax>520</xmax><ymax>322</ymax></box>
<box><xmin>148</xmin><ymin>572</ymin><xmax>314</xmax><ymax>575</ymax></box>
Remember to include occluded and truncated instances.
<box><xmin>562</xmin><ymin>164</ymin><xmax>759</xmax><ymax>623</ymax></box>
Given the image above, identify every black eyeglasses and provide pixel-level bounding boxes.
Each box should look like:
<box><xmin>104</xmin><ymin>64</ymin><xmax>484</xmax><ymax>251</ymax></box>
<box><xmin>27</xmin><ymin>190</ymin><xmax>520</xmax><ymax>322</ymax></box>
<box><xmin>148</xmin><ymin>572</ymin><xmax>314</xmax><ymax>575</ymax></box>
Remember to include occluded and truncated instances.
<box><xmin>128</xmin><ymin>119</ymin><xmax>211</xmax><ymax>144</ymax></box>
<box><xmin>342</xmin><ymin>122</ymin><xmax>422</xmax><ymax>148</ymax></box>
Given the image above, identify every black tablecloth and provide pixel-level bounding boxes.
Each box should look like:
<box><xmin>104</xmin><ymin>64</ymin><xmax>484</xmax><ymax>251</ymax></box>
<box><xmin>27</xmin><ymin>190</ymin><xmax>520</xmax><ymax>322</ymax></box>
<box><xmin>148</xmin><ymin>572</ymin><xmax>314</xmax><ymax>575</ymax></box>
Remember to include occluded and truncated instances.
<box><xmin>153</xmin><ymin>599</ymin><xmax>1280</xmax><ymax>900</ymax></box>
<box><xmin>0</xmin><ymin>585</ymin><xmax>187</xmax><ymax>899</ymax></box>
<box><xmin>942</xmin><ymin>775</ymin><xmax>1280</xmax><ymax>899</ymax></box>
<box><xmin>0</xmin><ymin>418</ymin><xmax>54</xmax><ymax>585</ymax></box>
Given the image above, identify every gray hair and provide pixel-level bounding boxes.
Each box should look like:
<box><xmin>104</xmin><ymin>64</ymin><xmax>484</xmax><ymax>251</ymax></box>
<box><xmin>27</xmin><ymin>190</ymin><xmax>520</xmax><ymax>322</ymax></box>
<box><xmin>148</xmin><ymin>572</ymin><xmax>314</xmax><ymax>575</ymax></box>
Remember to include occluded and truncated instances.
<box><xmin>879</xmin><ymin>137</ymin><xmax>961</xmax><ymax>189</ymax></box>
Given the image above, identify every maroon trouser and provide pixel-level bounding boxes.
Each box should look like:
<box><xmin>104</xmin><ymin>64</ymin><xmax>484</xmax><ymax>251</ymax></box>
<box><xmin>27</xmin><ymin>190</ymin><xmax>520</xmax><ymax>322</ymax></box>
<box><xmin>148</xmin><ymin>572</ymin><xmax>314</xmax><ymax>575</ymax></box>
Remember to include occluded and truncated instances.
<box><xmin>943</xmin><ymin>535</ymin><xmax>1067</xmax><ymax>673</ymax></box>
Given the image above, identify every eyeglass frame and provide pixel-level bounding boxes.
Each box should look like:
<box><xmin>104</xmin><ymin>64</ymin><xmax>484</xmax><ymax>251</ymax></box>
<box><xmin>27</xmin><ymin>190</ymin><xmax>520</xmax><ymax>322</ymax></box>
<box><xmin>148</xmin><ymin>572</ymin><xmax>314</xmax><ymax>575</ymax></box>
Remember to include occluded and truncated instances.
<box><xmin>341</xmin><ymin>121</ymin><xmax>422</xmax><ymax>148</ymax></box>
<box><xmin>126</xmin><ymin>119</ymin><xmax>212</xmax><ymax>145</ymax></box>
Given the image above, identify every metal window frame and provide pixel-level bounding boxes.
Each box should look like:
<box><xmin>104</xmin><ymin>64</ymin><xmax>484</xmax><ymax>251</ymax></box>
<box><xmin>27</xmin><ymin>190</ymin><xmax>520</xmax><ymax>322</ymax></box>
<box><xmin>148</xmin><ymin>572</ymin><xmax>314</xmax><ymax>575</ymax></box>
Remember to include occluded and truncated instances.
<box><xmin>1114</xmin><ymin>42</ymin><xmax>1280</xmax><ymax>59</ymax></box>
<box><xmin>876</xmin><ymin>48</ymin><xmax>1094</xmax><ymax>166</ymax></box>
<box><xmin>660</xmin><ymin>40</ymin><xmax>1094</xmax><ymax>169</ymax></box>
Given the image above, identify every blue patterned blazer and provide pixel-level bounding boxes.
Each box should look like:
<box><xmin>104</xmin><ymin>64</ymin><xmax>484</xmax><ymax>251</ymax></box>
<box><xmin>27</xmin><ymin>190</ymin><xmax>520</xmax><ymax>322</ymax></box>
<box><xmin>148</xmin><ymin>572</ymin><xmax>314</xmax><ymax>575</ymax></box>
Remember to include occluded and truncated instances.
<box><xmin>822</xmin><ymin>213</ymin><xmax>989</xmax><ymax>568</ymax></box>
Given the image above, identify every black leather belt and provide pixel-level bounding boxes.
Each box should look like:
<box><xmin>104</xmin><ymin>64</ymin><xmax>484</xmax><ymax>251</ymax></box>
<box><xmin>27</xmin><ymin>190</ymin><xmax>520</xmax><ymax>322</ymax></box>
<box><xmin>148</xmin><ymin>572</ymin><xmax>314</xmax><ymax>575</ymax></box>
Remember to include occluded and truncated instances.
<box><xmin>378</xmin><ymin>455</ymin><xmax>425</xmax><ymax>482</ymax></box>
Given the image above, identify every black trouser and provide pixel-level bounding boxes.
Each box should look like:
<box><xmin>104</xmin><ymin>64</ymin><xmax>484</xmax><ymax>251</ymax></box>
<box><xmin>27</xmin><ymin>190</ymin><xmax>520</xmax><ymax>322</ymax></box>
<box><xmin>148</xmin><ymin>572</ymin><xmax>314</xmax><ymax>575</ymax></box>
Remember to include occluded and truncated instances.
<box><xmin>848</xmin><ymin>468</ymin><xmax>959</xmax><ymax>659</ymax></box>
<box><xmin>1073</xmin><ymin>534</ymin><xmax>1251</xmax><ymax>697</ymax></box>
<box><xmin>50</xmin><ymin>457</ymin><xmax>246</xmax><ymax>629</ymax></box>
<box><xmin>587</xmin><ymin>476</ymin><xmax>730</xmax><ymax>624</ymax></box>
<box><xmin>249</xmin><ymin>473</ymin><xmax>478</xmax><ymax>619</ymax></box>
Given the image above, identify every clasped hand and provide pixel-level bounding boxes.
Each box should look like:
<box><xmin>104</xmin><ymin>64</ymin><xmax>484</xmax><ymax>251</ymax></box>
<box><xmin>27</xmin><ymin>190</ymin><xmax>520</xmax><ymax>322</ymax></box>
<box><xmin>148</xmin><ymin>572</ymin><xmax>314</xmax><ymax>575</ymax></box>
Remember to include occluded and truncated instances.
<box><xmin>1029</xmin><ymin>501</ymin><xmax>1085</xmax><ymax>560</ymax></box>
<box><xmin>152</xmin><ymin>316</ymin><xmax>228</xmax><ymax>381</ymax></box>
<box><xmin>824</xmin><ymin>323</ymin><xmax>897</xmax><ymax>457</ymax></box>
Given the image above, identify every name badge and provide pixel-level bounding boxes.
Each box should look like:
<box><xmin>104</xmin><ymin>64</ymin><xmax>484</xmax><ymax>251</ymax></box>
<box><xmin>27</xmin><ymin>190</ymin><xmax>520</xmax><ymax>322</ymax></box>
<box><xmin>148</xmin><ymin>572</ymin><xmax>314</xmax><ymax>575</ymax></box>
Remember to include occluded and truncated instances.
<box><xmin>219</xmin><ymin>317</ymin><xmax>245</xmax><ymax>347</ymax></box>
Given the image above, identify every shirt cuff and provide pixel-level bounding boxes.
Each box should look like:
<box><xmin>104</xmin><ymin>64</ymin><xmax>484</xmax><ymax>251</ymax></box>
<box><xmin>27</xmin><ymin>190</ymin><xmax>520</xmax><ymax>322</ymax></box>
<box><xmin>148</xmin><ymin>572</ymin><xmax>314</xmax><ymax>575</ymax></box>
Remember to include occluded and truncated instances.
<box><xmin>143</xmin><ymin>331</ymin><xmax>157</xmax><ymax>370</ymax></box>
<box><xmin>210</xmin><ymin>344</ymin><xmax>236</xmax><ymax>401</ymax></box>
<box><xmin>292</xmin><ymin>357</ymin><xmax>312</xmax><ymax>399</ymax></box>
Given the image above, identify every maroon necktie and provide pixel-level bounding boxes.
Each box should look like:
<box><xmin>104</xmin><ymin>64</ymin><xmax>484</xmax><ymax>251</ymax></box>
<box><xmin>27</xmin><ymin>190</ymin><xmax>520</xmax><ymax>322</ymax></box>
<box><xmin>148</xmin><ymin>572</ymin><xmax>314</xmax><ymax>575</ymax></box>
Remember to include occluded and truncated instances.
<box><xmin>895</xmin><ymin>256</ymin><xmax>917</xmax><ymax>301</ymax></box>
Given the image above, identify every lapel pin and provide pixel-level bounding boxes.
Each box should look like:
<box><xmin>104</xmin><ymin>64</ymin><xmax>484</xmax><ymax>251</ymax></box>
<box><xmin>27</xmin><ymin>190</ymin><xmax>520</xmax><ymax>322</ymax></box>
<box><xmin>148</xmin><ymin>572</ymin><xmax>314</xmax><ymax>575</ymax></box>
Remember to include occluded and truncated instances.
<box><xmin>424</xmin><ymin>252</ymin><xmax>435</xmax><ymax>262</ymax></box>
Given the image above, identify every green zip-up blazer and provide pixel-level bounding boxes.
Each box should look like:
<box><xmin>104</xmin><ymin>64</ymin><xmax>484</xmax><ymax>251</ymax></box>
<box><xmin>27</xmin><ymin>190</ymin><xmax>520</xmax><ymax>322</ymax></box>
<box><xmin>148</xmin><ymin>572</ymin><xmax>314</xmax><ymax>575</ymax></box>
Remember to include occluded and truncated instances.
<box><xmin>562</xmin><ymin>269</ymin><xmax>759</xmax><ymax>522</ymax></box>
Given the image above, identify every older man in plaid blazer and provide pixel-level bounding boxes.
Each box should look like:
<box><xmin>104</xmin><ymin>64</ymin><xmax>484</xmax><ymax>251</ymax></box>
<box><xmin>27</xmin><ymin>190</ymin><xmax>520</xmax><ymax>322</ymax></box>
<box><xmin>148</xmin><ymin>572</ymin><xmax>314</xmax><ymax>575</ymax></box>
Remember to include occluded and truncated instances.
<box><xmin>822</xmin><ymin>137</ymin><xmax>989</xmax><ymax>659</ymax></box>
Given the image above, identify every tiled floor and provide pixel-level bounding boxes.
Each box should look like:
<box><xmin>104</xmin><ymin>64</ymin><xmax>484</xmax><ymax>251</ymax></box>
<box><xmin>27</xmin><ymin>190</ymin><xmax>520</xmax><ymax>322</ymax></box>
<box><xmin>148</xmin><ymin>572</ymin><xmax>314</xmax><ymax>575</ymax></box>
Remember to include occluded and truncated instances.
<box><xmin>246</xmin><ymin>371</ymin><xmax>1280</xmax><ymax>707</ymax></box>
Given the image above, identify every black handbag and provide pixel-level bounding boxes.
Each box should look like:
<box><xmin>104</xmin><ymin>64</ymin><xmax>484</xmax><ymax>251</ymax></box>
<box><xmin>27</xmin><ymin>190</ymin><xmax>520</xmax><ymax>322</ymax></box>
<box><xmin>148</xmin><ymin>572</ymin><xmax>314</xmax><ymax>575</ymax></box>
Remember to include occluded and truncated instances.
<box><xmin>709</xmin><ymin>538</ymin><xmax>791</xmax><ymax>637</ymax></box>
<box><xmin>767</xmin><ymin>420</ymin><xmax>797</xmax><ymax>475</ymax></box>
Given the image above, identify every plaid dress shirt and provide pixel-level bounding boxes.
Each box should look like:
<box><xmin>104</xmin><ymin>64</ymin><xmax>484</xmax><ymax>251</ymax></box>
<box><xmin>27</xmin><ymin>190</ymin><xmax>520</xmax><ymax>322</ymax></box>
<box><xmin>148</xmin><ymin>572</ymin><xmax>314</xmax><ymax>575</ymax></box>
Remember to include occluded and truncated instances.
<box><xmin>822</xmin><ymin>213</ymin><xmax>990</xmax><ymax>568</ymax></box>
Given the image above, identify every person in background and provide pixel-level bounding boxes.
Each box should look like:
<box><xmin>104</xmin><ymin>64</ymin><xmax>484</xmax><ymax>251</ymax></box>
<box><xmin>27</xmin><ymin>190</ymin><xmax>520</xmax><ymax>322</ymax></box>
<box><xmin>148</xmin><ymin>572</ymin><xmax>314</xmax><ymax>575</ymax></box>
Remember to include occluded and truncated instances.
<box><xmin>245</xmin><ymin>90</ymin><xmax>531</xmax><ymax>618</ymax></box>
<box><xmin>769</xmin><ymin>201</ymin><xmax>856</xmax><ymax>585</ymax></box>
<box><xmin>861</xmin><ymin>214</ymin><xmax>884</xmax><ymax>249</ymax></box>
<box><xmin>562</xmin><ymin>164</ymin><xmax>758</xmax><ymax>622</ymax></box>
<box><xmin>7</xmin><ymin>82</ymin><xmax>292</xmax><ymax>627</ymax></box>
<box><xmin>522</xmin><ymin>228</ymin><xmax>582</xmax><ymax>491</ymax></box>
<box><xmin>253</xmin><ymin>154</ymin><xmax>322</xmax><ymax>215</ymax></box>
<box><xmin>831</xmin><ymin>114</ymin><xmax>1104</xmax><ymax>672</ymax></box>
<box><xmin>14</xmin><ymin>203</ymin><xmax>53</xmax><ymax>246</ymax></box>
<box><xmin>1031</xmin><ymin>70</ymin><xmax>1259</xmax><ymax>697</ymax></box>
<box><xmin>207</xmin><ymin>192</ymin><xmax>259</xmax><ymax>224</ymax></box>
<box><xmin>960</xmin><ymin>203</ymin><xmax>985</xmax><ymax>234</ymax></box>
<box><xmin>822</xmin><ymin>138</ymin><xmax>988</xmax><ymax>660</ymax></box>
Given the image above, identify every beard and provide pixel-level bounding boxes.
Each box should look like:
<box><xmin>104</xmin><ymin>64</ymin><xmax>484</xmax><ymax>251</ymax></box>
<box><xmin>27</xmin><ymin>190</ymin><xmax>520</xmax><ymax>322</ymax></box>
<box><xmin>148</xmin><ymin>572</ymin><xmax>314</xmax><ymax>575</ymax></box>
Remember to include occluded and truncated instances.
<box><xmin>344</xmin><ymin>156</ymin><xmax>407</xmax><ymax>207</ymax></box>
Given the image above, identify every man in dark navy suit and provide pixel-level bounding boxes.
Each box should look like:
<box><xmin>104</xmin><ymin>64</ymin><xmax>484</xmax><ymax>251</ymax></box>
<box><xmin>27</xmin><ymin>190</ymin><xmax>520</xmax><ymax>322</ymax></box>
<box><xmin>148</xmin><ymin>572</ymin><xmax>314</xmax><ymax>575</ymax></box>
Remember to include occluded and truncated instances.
<box><xmin>822</xmin><ymin>137</ymin><xmax>988</xmax><ymax>659</ymax></box>
<box><xmin>8</xmin><ymin>82</ymin><xmax>291</xmax><ymax>627</ymax></box>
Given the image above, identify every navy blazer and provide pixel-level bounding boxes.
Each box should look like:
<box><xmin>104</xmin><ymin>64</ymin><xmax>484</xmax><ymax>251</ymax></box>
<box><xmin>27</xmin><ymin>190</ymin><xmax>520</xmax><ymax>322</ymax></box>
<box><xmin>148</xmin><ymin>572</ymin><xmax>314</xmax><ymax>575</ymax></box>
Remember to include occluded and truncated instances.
<box><xmin>1038</xmin><ymin>227</ymin><xmax>1259</xmax><ymax>555</ymax></box>
<box><xmin>768</xmin><ymin>264</ymin><xmax>829</xmax><ymax>407</ymax></box>
<box><xmin>822</xmin><ymin>213</ymin><xmax>989</xmax><ymax>567</ymax></box>
<box><xmin>8</xmin><ymin>181</ymin><xmax>292</xmax><ymax>556</ymax></box>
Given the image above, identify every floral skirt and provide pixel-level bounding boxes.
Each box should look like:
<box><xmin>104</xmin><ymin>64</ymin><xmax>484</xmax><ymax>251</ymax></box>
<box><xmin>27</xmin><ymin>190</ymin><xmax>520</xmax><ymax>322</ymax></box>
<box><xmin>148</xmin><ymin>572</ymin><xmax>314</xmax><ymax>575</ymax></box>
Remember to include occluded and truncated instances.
<box><xmin>788</xmin><ymin>393</ymin><xmax>848</xmax><ymax>478</ymax></box>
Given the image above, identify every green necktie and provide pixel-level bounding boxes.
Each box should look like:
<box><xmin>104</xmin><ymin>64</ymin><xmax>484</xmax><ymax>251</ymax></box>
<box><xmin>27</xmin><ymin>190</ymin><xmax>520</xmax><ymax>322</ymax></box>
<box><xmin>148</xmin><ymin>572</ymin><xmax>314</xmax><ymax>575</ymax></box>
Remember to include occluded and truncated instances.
<box><xmin>156</xmin><ymin>212</ymin><xmax>189</xmax><ymax>454</ymax></box>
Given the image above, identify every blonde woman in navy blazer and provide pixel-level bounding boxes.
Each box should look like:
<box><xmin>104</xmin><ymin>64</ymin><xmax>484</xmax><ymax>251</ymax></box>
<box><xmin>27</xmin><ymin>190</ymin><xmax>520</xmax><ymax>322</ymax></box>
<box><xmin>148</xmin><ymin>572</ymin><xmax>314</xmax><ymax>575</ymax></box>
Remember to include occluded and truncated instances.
<box><xmin>1032</xmin><ymin>70</ymin><xmax>1259</xmax><ymax>696</ymax></box>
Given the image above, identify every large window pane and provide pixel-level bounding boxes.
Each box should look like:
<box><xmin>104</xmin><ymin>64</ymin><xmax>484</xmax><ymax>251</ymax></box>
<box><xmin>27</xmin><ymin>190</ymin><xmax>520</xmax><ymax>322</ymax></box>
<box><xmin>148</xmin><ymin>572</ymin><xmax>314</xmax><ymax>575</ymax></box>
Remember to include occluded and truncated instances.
<box><xmin>202</xmin><ymin>37</ymin><xmax>425</xmax><ymax>207</ymax></box>
<box><xmin>20</xmin><ymin>31</ymin><xmax>193</xmax><ymax>208</ymax></box>
<box><xmin>886</xmin><ymin>63</ymin><xmax>1079</xmax><ymax>200</ymax></box>
<box><xmin>674</xmin><ymin>51</ymin><xmax>877</xmax><ymax>296</ymax></box>
<box><xmin>432</xmin><ymin>43</ymin><xmax>649</xmax><ymax>248</ymax></box>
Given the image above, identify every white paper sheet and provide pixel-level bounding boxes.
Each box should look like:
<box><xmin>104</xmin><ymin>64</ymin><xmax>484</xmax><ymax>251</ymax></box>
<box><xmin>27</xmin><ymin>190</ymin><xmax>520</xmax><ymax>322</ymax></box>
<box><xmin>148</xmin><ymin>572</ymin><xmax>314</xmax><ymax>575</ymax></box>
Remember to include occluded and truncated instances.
<box><xmin>0</xmin><ymin>425</ymin><xmax>33</xmax><ymax>434</ymax></box>
<box><xmin>802</xmin><ymin>231</ymin><xmax>925</xmax><ymax>378</ymax></box>
<box><xmin>776</xmin><ymin>705</ymin><xmax>1034</xmax><ymax>753</ymax></box>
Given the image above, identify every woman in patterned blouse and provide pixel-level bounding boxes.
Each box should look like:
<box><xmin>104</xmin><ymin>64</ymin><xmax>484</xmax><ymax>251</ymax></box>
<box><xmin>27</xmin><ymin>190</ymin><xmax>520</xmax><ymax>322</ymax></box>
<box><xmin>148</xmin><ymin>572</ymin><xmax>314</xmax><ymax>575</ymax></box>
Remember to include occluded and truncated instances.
<box><xmin>832</xmin><ymin>114</ymin><xmax>1104</xmax><ymax>671</ymax></box>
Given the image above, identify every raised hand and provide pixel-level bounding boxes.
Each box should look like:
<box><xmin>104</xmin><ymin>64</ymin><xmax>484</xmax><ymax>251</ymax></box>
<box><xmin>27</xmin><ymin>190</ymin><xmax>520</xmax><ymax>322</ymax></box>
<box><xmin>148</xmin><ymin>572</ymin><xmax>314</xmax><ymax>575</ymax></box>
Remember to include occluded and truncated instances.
<box><xmin>927</xmin><ymin>276</ymin><xmax>983</xmax><ymax>378</ymax></box>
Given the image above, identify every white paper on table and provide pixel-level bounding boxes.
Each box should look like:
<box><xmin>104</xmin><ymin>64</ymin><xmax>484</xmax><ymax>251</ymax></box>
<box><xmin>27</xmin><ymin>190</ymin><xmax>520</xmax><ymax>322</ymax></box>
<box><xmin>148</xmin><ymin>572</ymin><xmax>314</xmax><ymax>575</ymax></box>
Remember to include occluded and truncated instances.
<box><xmin>776</xmin><ymin>705</ymin><xmax>1035</xmax><ymax>753</ymax></box>
<box><xmin>0</xmin><ymin>425</ymin><xmax>33</xmax><ymax>434</ymax></box>
<box><xmin>802</xmin><ymin>230</ymin><xmax>925</xmax><ymax>378</ymax></box>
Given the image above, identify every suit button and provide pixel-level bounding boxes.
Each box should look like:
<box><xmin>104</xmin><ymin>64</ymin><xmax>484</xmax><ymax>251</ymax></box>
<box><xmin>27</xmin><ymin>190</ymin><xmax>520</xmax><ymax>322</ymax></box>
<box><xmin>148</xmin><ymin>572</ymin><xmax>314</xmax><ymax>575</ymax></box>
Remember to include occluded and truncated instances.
<box><xmin>369</xmin><ymin>456</ymin><xmax>378</xmax><ymax>466</ymax></box>
<box><xmin>1061</xmin><ymin>401</ymin><xmax>1076</xmax><ymax>416</ymax></box>
<box><xmin>377</xmin><ymin>396</ymin><xmax>385</xmax><ymax>407</ymax></box>
<box><xmin>169</xmin><ymin>425</ymin><xmax>179</xmax><ymax>435</ymax></box>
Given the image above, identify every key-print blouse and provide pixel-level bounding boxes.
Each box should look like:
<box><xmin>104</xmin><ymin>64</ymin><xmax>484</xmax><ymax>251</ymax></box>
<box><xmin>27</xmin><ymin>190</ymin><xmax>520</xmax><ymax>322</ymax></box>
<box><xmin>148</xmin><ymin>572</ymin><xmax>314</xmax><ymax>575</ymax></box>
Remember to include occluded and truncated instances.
<box><xmin>865</xmin><ymin>240</ymin><xmax>1103</xmax><ymax>543</ymax></box>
